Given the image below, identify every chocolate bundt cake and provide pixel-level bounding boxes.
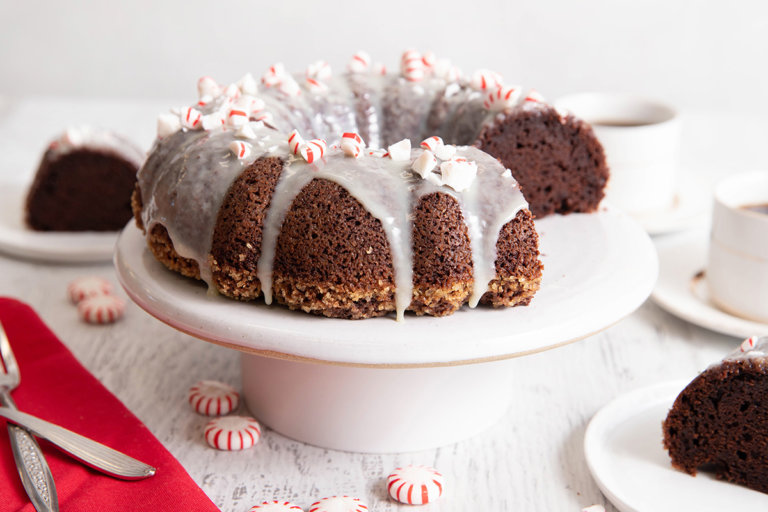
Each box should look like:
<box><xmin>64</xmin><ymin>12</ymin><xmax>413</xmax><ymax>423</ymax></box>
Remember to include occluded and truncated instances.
<box><xmin>26</xmin><ymin>127</ymin><xmax>144</xmax><ymax>231</ymax></box>
<box><xmin>663</xmin><ymin>336</ymin><xmax>768</xmax><ymax>493</ymax></box>
<box><xmin>132</xmin><ymin>51</ymin><xmax>608</xmax><ymax>320</ymax></box>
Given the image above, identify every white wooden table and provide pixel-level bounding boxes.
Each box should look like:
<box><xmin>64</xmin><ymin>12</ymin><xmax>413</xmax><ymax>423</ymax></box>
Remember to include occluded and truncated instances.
<box><xmin>0</xmin><ymin>97</ymin><xmax>765</xmax><ymax>511</ymax></box>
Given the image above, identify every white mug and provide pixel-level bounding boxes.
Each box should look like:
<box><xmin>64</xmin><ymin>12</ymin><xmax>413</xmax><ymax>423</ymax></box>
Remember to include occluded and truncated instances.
<box><xmin>707</xmin><ymin>171</ymin><xmax>768</xmax><ymax>323</ymax></box>
<box><xmin>554</xmin><ymin>93</ymin><xmax>681</xmax><ymax>214</ymax></box>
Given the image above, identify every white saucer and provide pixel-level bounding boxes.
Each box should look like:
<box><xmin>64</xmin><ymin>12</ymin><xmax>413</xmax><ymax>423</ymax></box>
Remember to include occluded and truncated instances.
<box><xmin>651</xmin><ymin>231</ymin><xmax>768</xmax><ymax>338</ymax></box>
<box><xmin>0</xmin><ymin>181</ymin><xmax>118</xmax><ymax>263</ymax></box>
<box><xmin>585</xmin><ymin>381</ymin><xmax>768</xmax><ymax>512</ymax></box>
<box><xmin>631</xmin><ymin>178</ymin><xmax>710</xmax><ymax>236</ymax></box>
<box><xmin>115</xmin><ymin>207</ymin><xmax>658</xmax><ymax>367</ymax></box>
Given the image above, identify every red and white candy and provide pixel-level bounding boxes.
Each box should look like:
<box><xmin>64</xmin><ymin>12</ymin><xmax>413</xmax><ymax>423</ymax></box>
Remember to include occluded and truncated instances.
<box><xmin>229</xmin><ymin>141</ymin><xmax>252</xmax><ymax>160</ymax></box>
<box><xmin>279</xmin><ymin>76</ymin><xmax>302</xmax><ymax>97</ymax></box>
<box><xmin>525</xmin><ymin>89</ymin><xmax>546</xmax><ymax>103</ymax></box>
<box><xmin>180</xmin><ymin>107</ymin><xmax>203</xmax><ymax>130</ymax></box>
<box><xmin>68</xmin><ymin>276</ymin><xmax>113</xmax><ymax>304</ymax></box>
<box><xmin>433</xmin><ymin>59</ymin><xmax>462</xmax><ymax>82</ymax></box>
<box><xmin>238</xmin><ymin>73</ymin><xmax>259</xmax><ymax>96</ymax></box>
<box><xmin>197</xmin><ymin>76</ymin><xmax>221</xmax><ymax>98</ymax></box>
<box><xmin>401</xmin><ymin>49</ymin><xmax>425</xmax><ymax>82</ymax></box>
<box><xmin>435</xmin><ymin>143</ymin><xmax>456</xmax><ymax>161</ymax></box>
<box><xmin>420</xmin><ymin>136</ymin><xmax>444</xmax><ymax>153</ymax></box>
<box><xmin>201</xmin><ymin>111</ymin><xmax>227</xmax><ymax>131</ymax></box>
<box><xmin>262</xmin><ymin>63</ymin><xmax>286</xmax><ymax>87</ymax></box>
<box><xmin>347</xmin><ymin>51</ymin><xmax>370</xmax><ymax>73</ymax></box>
<box><xmin>249</xmin><ymin>501</ymin><xmax>303</xmax><ymax>511</ymax></box>
<box><xmin>341</xmin><ymin>132</ymin><xmax>365</xmax><ymax>158</ymax></box>
<box><xmin>204</xmin><ymin>416</ymin><xmax>262</xmax><ymax>451</ymax></box>
<box><xmin>77</xmin><ymin>295</ymin><xmax>125</xmax><ymax>324</ymax></box>
<box><xmin>387</xmin><ymin>139</ymin><xmax>411</xmax><ymax>161</ymax></box>
<box><xmin>412</xmin><ymin>150</ymin><xmax>437</xmax><ymax>178</ymax></box>
<box><xmin>157</xmin><ymin>113</ymin><xmax>182</xmax><ymax>138</ymax></box>
<box><xmin>306</xmin><ymin>77</ymin><xmax>329</xmax><ymax>94</ymax></box>
<box><xmin>740</xmin><ymin>336</ymin><xmax>760</xmax><ymax>352</ymax></box>
<box><xmin>440</xmin><ymin>157</ymin><xmax>478</xmax><ymax>192</ymax></box>
<box><xmin>470</xmin><ymin>69</ymin><xmax>503</xmax><ymax>91</ymax></box>
<box><xmin>387</xmin><ymin>465</ymin><xmax>444</xmax><ymax>505</ymax></box>
<box><xmin>300</xmin><ymin>139</ymin><xmax>327</xmax><ymax>164</ymax></box>
<box><xmin>227</xmin><ymin>108</ymin><xmax>249</xmax><ymax>127</ymax></box>
<box><xmin>236</xmin><ymin>123</ymin><xmax>259</xmax><ymax>140</ymax></box>
<box><xmin>309</xmin><ymin>496</ymin><xmax>368</xmax><ymax>512</ymax></box>
<box><xmin>188</xmin><ymin>380</ymin><xmax>240</xmax><ymax>416</ymax></box>
<box><xmin>306</xmin><ymin>60</ymin><xmax>332</xmax><ymax>81</ymax></box>
<box><xmin>484</xmin><ymin>85</ymin><xmax>522</xmax><ymax>111</ymax></box>
<box><xmin>288</xmin><ymin>130</ymin><xmax>304</xmax><ymax>156</ymax></box>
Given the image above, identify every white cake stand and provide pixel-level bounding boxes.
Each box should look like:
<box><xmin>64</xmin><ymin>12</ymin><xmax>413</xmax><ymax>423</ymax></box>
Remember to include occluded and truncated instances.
<box><xmin>115</xmin><ymin>208</ymin><xmax>657</xmax><ymax>452</ymax></box>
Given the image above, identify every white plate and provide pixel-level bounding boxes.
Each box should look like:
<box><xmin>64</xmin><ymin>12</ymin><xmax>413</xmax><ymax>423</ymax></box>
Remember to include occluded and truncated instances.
<box><xmin>115</xmin><ymin>207</ymin><xmax>657</xmax><ymax>367</ymax></box>
<box><xmin>632</xmin><ymin>177</ymin><xmax>710</xmax><ymax>236</ymax></box>
<box><xmin>585</xmin><ymin>381</ymin><xmax>768</xmax><ymax>512</ymax></box>
<box><xmin>0</xmin><ymin>181</ymin><xmax>118</xmax><ymax>263</ymax></box>
<box><xmin>651</xmin><ymin>231</ymin><xmax>768</xmax><ymax>338</ymax></box>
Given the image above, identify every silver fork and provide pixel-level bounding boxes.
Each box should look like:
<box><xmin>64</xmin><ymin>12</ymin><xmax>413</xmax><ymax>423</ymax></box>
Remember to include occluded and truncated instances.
<box><xmin>0</xmin><ymin>321</ymin><xmax>59</xmax><ymax>512</ymax></box>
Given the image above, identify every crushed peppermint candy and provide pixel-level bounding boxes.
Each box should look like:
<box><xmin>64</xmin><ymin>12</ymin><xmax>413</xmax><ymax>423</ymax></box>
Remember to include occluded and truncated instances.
<box><xmin>435</xmin><ymin>144</ymin><xmax>456</xmax><ymax>161</ymax></box>
<box><xmin>484</xmin><ymin>85</ymin><xmax>522</xmax><ymax>111</ymax></box>
<box><xmin>740</xmin><ymin>335</ymin><xmax>760</xmax><ymax>352</ymax></box>
<box><xmin>237</xmin><ymin>73</ymin><xmax>259</xmax><ymax>96</ymax></box>
<box><xmin>201</xmin><ymin>111</ymin><xmax>226</xmax><ymax>131</ymax></box>
<box><xmin>471</xmin><ymin>69</ymin><xmax>503</xmax><ymax>91</ymax></box>
<box><xmin>401</xmin><ymin>49</ymin><xmax>425</xmax><ymax>82</ymax></box>
<box><xmin>236</xmin><ymin>123</ymin><xmax>260</xmax><ymax>140</ymax></box>
<box><xmin>341</xmin><ymin>132</ymin><xmax>365</xmax><ymax>158</ymax></box>
<box><xmin>306</xmin><ymin>60</ymin><xmax>332</xmax><ymax>81</ymax></box>
<box><xmin>157</xmin><ymin>113</ymin><xmax>181</xmax><ymax>138</ymax></box>
<box><xmin>525</xmin><ymin>89</ymin><xmax>546</xmax><ymax>103</ymax></box>
<box><xmin>412</xmin><ymin>150</ymin><xmax>437</xmax><ymax>178</ymax></box>
<box><xmin>300</xmin><ymin>139</ymin><xmax>327</xmax><ymax>164</ymax></box>
<box><xmin>262</xmin><ymin>63</ymin><xmax>286</xmax><ymax>87</ymax></box>
<box><xmin>197</xmin><ymin>76</ymin><xmax>221</xmax><ymax>98</ymax></box>
<box><xmin>440</xmin><ymin>157</ymin><xmax>478</xmax><ymax>192</ymax></box>
<box><xmin>348</xmin><ymin>51</ymin><xmax>371</xmax><ymax>73</ymax></box>
<box><xmin>433</xmin><ymin>58</ymin><xmax>462</xmax><ymax>82</ymax></box>
<box><xmin>180</xmin><ymin>107</ymin><xmax>202</xmax><ymax>130</ymax></box>
<box><xmin>387</xmin><ymin>139</ymin><xmax>411</xmax><ymax>161</ymax></box>
<box><xmin>288</xmin><ymin>130</ymin><xmax>304</xmax><ymax>156</ymax></box>
<box><xmin>420</xmin><ymin>136</ymin><xmax>444</xmax><ymax>152</ymax></box>
<box><xmin>229</xmin><ymin>140</ymin><xmax>252</xmax><ymax>160</ymax></box>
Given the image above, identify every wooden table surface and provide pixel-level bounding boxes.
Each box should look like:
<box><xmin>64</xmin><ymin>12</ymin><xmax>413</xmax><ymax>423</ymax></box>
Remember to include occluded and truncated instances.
<box><xmin>0</xmin><ymin>97</ymin><xmax>766</xmax><ymax>511</ymax></box>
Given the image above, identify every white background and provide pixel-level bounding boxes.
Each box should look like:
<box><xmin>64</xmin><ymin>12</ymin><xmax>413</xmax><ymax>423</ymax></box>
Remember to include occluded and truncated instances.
<box><xmin>1</xmin><ymin>0</ymin><xmax>767</xmax><ymax>113</ymax></box>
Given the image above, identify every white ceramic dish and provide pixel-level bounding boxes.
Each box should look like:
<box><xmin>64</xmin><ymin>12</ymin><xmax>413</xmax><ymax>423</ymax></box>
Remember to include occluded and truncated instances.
<box><xmin>585</xmin><ymin>381</ymin><xmax>768</xmax><ymax>512</ymax></box>
<box><xmin>632</xmin><ymin>177</ymin><xmax>709</xmax><ymax>236</ymax></box>
<box><xmin>652</xmin><ymin>231</ymin><xmax>768</xmax><ymax>338</ymax></box>
<box><xmin>0</xmin><ymin>181</ymin><xmax>118</xmax><ymax>263</ymax></box>
<box><xmin>116</xmin><ymin>208</ymin><xmax>657</xmax><ymax>452</ymax></box>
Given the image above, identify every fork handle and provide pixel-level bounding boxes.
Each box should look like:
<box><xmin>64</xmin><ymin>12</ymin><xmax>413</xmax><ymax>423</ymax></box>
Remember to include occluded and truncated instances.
<box><xmin>1</xmin><ymin>391</ymin><xmax>59</xmax><ymax>512</ymax></box>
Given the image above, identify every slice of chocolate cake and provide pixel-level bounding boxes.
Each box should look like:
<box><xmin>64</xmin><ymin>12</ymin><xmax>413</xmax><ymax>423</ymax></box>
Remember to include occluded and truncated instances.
<box><xmin>663</xmin><ymin>336</ymin><xmax>768</xmax><ymax>493</ymax></box>
<box><xmin>25</xmin><ymin>127</ymin><xmax>144</xmax><ymax>231</ymax></box>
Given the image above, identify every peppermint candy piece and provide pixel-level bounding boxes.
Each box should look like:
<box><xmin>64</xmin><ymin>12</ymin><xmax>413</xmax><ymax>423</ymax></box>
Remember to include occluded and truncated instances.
<box><xmin>201</xmin><ymin>111</ymin><xmax>226</xmax><ymax>131</ymax></box>
<box><xmin>288</xmin><ymin>130</ymin><xmax>304</xmax><ymax>156</ymax></box>
<box><xmin>68</xmin><ymin>276</ymin><xmax>113</xmax><ymax>304</ymax></box>
<box><xmin>204</xmin><ymin>416</ymin><xmax>262</xmax><ymax>451</ymax></box>
<box><xmin>263</xmin><ymin>63</ymin><xmax>287</xmax><ymax>87</ymax></box>
<box><xmin>484</xmin><ymin>85</ymin><xmax>522</xmax><ymax>111</ymax></box>
<box><xmin>229</xmin><ymin>141</ymin><xmax>252</xmax><ymax>160</ymax></box>
<box><xmin>435</xmin><ymin>144</ymin><xmax>456</xmax><ymax>161</ymax></box>
<box><xmin>387</xmin><ymin>465</ymin><xmax>444</xmax><ymax>505</ymax></box>
<box><xmin>197</xmin><ymin>76</ymin><xmax>221</xmax><ymax>98</ymax></box>
<box><xmin>440</xmin><ymin>157</ymin><xmax>478</xmax><ymax>192</ymax></box>
<box><xmin>78</xmin><ymin>295</ymin><xmax>125</xmax><ymax>324</ymax></box>
<box><xmin>157</xmin><ymin>113</ymin><xmax>182</xmax><ymax>138</ymax></box>
<box><xmin>180</xmin><ymin>107</ymin><xmax>203</xmax><ymax>130</ymax></box>
<box><xmin>525</xmin><ymin>89</ymin><xmax>546</xmax><ymax>103</ymax></box>
<box><xmin>433</xmin><ymin>58</ymin><xmax>461</xmax><ymax>82</ymax></box>
<box><xmin>740</xmin><ymin>335</ymin><xmax>760</xmax><ymax>352</ymax></box>
<box><xmin>401</xmin><ymin>49</ymin><xmax>425</xmax><ymax>82</ymax></box>
<box><xmin>300</xmin><ymin>139</ymin><xmax>327</xmax><ymax>164</ymax></box>
<box><xmin>341</xmin><ymin>132</ymin><xmax>365</xmax><ymax>158</ymax></box>
<box><xmin>227</xmin><ymin>108</ymin><xmax>249</xmax><ymax>127</ymax></box>
<box><xmin>188</xmin><ymin>380</ymin><xmax>240</xmax><ymax>416</ymax></box>
<box><xmin>412</xmin><ymin>150</ymin><xmax>437</xmax><ymax>179</ymax></box>
<box><xmin>238</xmin><ymin>73</ymin><xmax>259</xmax><ymax>96</ymax></box>
<box><xmin>309</xmin><ymin>496</ymin><xmax>368</xmax><ymax>512</ymax></box>
<box><xmin>306</xmin><ymin>78</ymin><xmax>329</xmax><ymax>94</ymax></box>
<box><xmin>236</xmin><ymin>123</ymin><xmax>260</xmax><ymax>140</ymax></box>
<box><xmin>249</xmin><ymin>501</ymin><xmax>303</xmax><ymax>512</ymax></box>
<box><xmin>387</xmin><ymin>139</ymin><xmax>411</xmax><ymax>161</ymax></box>
<box><xmin>348</xmin><ymin>51</ymin><xmax>371</xmax><ymax>73</ymax></box>
<box><xmin>470</xmin><ymin>69</ymin><xmax>503</xmax><ymax>91</ymax></box>
<box><xmin>420</xmin><ymin>136</ymin><xmax>444</xmax><ymax>152</ymax></box>
<box><xmin>306</xmin><ymin>60</ymin><xmax>332</xmax><ymax>81</ymax></box>
<box><xmin>582</xmin><ymin>506</ymin><xmax>606</xmax><ymax>512</ymax></box>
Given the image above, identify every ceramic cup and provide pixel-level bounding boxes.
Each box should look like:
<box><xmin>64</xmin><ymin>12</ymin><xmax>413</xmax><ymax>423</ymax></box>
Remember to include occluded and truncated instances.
<box><xmin>554</xmin><ymin>93</ymin><xmax>681</xmax><ymax>214</ymax></box>
<box><xmin>707</xmin><ymin>171</ymin><xmax>768</xmax><ymax>323</ymax></box>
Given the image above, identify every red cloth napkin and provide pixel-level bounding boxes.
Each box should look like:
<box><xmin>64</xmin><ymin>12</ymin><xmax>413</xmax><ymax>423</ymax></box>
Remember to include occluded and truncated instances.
<box><xmin>0</xmin><ymin>298</ymin><xmax>220</xmax><ymax>511</ymax></box>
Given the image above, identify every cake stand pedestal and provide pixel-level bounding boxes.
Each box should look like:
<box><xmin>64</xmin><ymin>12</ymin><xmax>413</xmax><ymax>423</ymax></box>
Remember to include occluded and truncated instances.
<box><xmin>115</xmin><ymin>207</ymin><xmax>657</xmax><ymax>453</ymax></box>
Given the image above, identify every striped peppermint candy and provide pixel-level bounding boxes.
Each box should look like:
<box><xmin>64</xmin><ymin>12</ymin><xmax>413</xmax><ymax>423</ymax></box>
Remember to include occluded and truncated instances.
<box><xmin>341</xmin><ymin>132</ymin><xmax>365</xmax><ymax>158</ymax></box>
<box><xmin>387</xmin><ymin>465</ymin><xmax>444</xmax><ymax>505</ymax></box>
<box><xmin>252</xmin><ymin>111</ymin><xmax>273</xmax><ymax>124</ymax></box>
<box><xmin>470</xmin><ymin>69</ymin><xmax>503</xmax><ymax>90</ymax></box>
<box><xmin>306</xmin><ymin>60</ymin><xmax>332</xmax><ymax>81</ymax></box>
<box><xmin>306</xmin><ymin>77</ymin><xmax>329</xmax><ymax>94</ymax></box>
<box><xmin>440</xmin><ymin>157</ymin><xmax>478</xmax><ymax>192</ymax></box>
<box><xmin>78</xmin><ymin>295</ymin><xmax>125</xmax><ymax>324</ymax></box>
<box><xmin>279</xmin><ymin>76</ymin><xmax>302</xmax><ymax>97</ymax></box>
<box><xmin>387</xmin><ymin>139</ymin><xmax>411</xmax><ymax>161</ymax></box>
<box><xmin>309</xmin><ymin>496</ymin><xmax>368</xmax><ymax>512</ymax></box>
<box><xmin>300</xmin><ymin>139</ymin><xmax>327</xmax><ymax>163</ymax></box>
<box><xmin>229</xmin><ymin>141</ymin><xmax>252</xmax><ymax>160</ymax></box>
<box><xmin>238</xmin><ymin>73</ymin><xmax>259</xmax><ymax>96</ymax></box>
<box><xmin>421</xmin><ymin>50</ymin><xmax>436</xmax><ymax>70</ymax></box>
<box><xmin>157</xmin><ymin>112</ymin><xmax>182</xmax><ymax>138</ymax></box>
<box><xmin>740</xmin><ymin>335</ymin><xmax>761</xmax><ymax>352</ymax></box>
<box><xmin>201</xmin><ymin>111</ymin><xmax>226</xmax><ymax>131</ymax></box>
<box><xmin>227</xmin><ymin>108</ymin><xmax>249</xmax><ymax>127</ymax></box>
<box><xmin>525</xmin><ymin>89</ymin><xmax>546</xmax><ymax>103</ymax></box>
<box><xmin>348</xmin><ymin>51</ymin><xmax>371</xmax><ymax>73</ymax></box>
<box><xmin>188</xmin><ymin>380</ymin><xmax>240</xmax><ymax>416</ymax></box>
<box><xmin>249</xmin><ymin>500</ymin><xmax>303</xmax><ymax>511</ymax></box>
<box><xmin>180</xmin><ymin>107</ymin><xmax>203</xmax><ymax>130</ymax></box>
<box><xmin>204</xmin><ymin>416</ymin><xmax>262</xmax><ymax>451</ymax></box>
<box><xmin>484</xmin><ymin>85</ymin><xmax>522</xmax><ymax>111</ymax></box>
<box><xmin>420</xmin><ymin>136</ymin><xmax>444</xmax><ymax>152</ymax></box>
<box><xmin>197</xmin><ymin>76</ymin><xmax>221</xmax><ymax>98</ymax></box>
<box><xmin>262</xmin><ymin>63</ymin><xmax>287</xmax><ymax>87</ymax></box>
<box><xmin>68</xmin><ymin>276</ymin><xmax>113</xmax><ymax>304</ymax></box>
<box><xmin>288</xmin><ymin>130</ymin><xmax>304</xmax><ymax>156</ymax></box>
<box><xmin>401</xmin><ymin>49</ymin><xmax>425</xmax><ymax>82</ymax></box>
<box><xmin>435</xmin><ymin>143</ymin><xmax>456</xmax><ymax>161</ymax></box>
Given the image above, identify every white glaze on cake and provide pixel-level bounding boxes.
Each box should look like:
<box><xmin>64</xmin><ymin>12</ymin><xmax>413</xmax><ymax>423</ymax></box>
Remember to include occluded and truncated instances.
<box><xmin>138</xmin><ymin>53</ymin><xmax>538</xmax><ymax>319</ymax></box>
<box><xmin>49</xmin><ymin>126</ymin><xmax>146</xmax><ymax>169</ymax></box>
